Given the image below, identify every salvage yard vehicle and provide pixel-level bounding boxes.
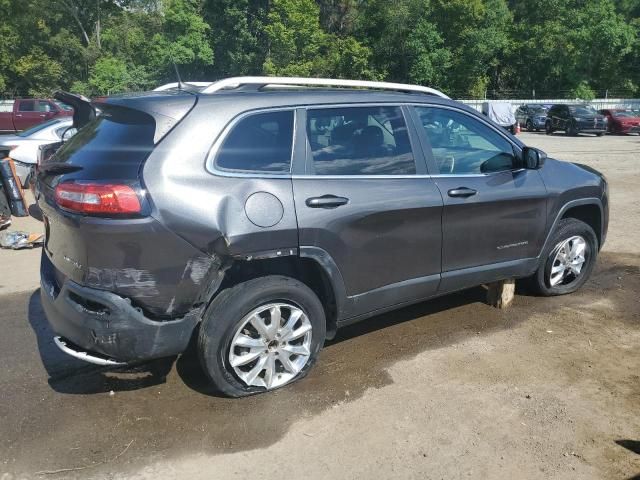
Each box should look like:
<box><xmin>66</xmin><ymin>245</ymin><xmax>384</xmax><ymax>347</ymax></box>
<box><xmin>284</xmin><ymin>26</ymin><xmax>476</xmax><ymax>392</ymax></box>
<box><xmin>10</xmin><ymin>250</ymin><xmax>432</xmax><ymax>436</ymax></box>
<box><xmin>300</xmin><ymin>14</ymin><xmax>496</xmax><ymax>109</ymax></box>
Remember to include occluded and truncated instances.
<box><xmin>0</xmin><ymin>98</ymin><xmax>73</xmax><ymax>132</ymax></box>
<box><xmin>0</xmin><ymin>118</ymin><xmax>76</xmax><ymax>186</ymax></box>
<box><xmin>515</xmin><ymin>104</ymin><xmax>549</xmax><ymax>132</ymax></box>
<box><xmin>545</xmin><ymin>104</ymin><xmax>607</xmax><ymax>136</ymax></box>
<box><xmin>598</xmin><ymin>108</ymin><xmax>640</xmax><ymax>135</ymax></box>
<box><xmin>37</xmin><ymin>77</ymin><xmax>609</xmax><ymax>396</ymax></box>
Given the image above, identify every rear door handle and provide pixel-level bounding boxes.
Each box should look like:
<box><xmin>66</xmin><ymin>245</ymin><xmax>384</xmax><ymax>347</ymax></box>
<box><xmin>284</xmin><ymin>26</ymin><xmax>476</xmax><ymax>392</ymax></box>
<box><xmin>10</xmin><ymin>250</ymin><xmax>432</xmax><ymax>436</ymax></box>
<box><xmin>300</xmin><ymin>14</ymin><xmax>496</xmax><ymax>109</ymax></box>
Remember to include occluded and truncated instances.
<box><xmin>306</xmin><ymin>195</ymin><xmax>349</xmax><ymax>208</ymax></box>
<box><xmin>447</xmin><ymin>187</ymin><xmax>477</xmax><ymax>198</ymax></box>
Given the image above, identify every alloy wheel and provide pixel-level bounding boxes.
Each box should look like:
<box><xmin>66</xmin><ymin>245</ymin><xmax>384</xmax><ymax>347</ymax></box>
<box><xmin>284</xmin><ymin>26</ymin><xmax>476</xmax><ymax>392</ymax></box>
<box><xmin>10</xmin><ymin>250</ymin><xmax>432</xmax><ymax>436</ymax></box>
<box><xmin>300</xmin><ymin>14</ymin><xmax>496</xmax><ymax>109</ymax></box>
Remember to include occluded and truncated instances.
<box><xmin>228</xmin><ymin>302</ymin><xmax>312</xmax><ymax>389</ymax></box>
<box><xmin>549</xmin><ymin>235</ymin><xmax>587</xmax><ymax>287</ymax></box>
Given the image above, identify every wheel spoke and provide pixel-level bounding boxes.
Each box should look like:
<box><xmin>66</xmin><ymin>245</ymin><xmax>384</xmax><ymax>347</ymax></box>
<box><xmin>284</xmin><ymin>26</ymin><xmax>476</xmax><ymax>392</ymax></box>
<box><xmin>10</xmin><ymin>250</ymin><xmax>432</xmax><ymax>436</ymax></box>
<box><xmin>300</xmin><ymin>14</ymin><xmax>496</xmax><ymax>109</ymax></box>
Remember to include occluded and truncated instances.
<box><xmin>267</xmin><ymin>306</ymin><xmax>281</xmax><ymax>338</ymax></box>
<box><xmin>242</xmin><ymin>353</ymin><xmax>268</xmax><ymax>385</ymax></box>
<box><xmin>284</xmin><ymin>323</ymin><xmax>312</xmax><ymax>342</ymax></box>
<box><xmin>230</xmin><ymin>348</ymin><xmax>264</xmax><ymax>367</ymax></box>
<box><xmin>280</xmin><ymin>310</ymin><xmax>303</xmax><ymax>339</ymax></box>
<box><xmin>234</xmin><ymin>334</ymin><xmax>265</xmax><ymax>349</ymax></box>
<box><xmin>263</xmin><ymin>354</ymin><xmax>277</xmax><ymax>389</ymax></box>
<box><xmin>282</xmin><ymin>344</ymin><xmax>310</xmax><ymax>356</ymax></box>
<box><xmin>278</xmin><ymin>351</ymin><xmax>297</xmax><ymax>373</ymax></box>
<box><xmin>249</xmin><ymin>313</ymin><xmax>270</xmax><ymax>339</ymax></box>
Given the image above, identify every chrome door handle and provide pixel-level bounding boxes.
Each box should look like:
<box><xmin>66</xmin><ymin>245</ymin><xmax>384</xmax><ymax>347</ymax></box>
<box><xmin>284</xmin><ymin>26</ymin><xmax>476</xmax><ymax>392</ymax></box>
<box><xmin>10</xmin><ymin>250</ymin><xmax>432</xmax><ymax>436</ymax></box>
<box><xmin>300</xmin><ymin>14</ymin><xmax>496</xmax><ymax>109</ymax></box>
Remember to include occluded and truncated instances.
<box><xmin>306</xmin><ymin>195</ymin><xmax>349</xmax><ymax>208</ymax></box>
<box><xmin>447</xmin><ymin>187</ymin><xmax>477</xmax><ymax>198</ymax></box>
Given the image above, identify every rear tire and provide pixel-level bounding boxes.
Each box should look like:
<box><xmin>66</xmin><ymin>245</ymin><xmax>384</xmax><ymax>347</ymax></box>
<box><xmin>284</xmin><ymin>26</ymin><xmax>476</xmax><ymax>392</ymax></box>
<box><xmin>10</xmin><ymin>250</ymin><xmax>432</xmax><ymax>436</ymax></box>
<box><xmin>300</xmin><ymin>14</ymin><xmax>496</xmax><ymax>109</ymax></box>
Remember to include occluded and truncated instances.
<box><xmin>529</xmin><ymin>218</ymin><xmax>598</xmax><ymax>296</ymax></box>
<box><xmin>545</xmin><ymin>122</ymin><xmax>553</xmax><ymax>135</ymax></box>
<box><xmin>197</xmin><ymin>275</ymin><xmax>326</xmax><ymax>397</ymax></box>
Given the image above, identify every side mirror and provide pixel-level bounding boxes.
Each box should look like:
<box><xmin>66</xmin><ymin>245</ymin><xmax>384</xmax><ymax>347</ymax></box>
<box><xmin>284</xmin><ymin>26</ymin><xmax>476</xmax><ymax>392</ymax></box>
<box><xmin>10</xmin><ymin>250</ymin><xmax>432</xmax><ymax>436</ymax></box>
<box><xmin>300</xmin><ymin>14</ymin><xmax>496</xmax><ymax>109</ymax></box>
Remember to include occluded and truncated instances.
<box><xmin>523</xmin><ymin>146</ymin><xmax>547</xmax><ymax>169</ymax></box>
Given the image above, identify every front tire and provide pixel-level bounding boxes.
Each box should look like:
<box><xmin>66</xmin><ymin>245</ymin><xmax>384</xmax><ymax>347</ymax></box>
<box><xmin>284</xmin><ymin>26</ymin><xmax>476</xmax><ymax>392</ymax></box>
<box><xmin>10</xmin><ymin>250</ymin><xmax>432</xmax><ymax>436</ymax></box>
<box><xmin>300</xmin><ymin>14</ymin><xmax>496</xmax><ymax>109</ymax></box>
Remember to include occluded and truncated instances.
<box><xmin>526</xmin><ymin>119</ymin><xmax>534</xmax><ymax>132</ymax></box>
<box><xmin>529</xmin><ymin>218</ymin><xmax>598</xmax><ymax>296</ymax></box>
<box><xmin>198</xmin><ymin>275</ymin><xmax>326</xmax><ymax>397</ymax></box>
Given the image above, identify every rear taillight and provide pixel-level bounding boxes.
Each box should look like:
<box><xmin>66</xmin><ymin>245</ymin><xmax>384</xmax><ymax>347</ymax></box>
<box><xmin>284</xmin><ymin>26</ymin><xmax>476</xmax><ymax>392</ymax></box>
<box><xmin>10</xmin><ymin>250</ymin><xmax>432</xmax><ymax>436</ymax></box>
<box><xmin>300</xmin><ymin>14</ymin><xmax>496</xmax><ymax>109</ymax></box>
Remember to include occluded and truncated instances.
<box><xmin>55</xmin><ymin>182</ymin><xmax>141</xmax><ymax>215</ymax></box>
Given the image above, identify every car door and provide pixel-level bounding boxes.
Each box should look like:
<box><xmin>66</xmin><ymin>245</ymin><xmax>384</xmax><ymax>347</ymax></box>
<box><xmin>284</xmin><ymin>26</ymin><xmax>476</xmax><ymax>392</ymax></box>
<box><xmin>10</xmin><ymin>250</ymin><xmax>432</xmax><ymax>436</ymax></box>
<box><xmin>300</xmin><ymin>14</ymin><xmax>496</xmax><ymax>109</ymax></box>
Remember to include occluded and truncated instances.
<box><xmin>411</xmin><ymin>105</ymin><xmax>548</xmax><ymax>292</ymax></box>
<box><xmin>292</xmin><ymin>105</ymin><xmax>443</xmax><ymax>319</ymax></box>
<box><xmin>14</xmin><ymin>100</ymin><xmax>45</xmax><ymax>130</ymax></box>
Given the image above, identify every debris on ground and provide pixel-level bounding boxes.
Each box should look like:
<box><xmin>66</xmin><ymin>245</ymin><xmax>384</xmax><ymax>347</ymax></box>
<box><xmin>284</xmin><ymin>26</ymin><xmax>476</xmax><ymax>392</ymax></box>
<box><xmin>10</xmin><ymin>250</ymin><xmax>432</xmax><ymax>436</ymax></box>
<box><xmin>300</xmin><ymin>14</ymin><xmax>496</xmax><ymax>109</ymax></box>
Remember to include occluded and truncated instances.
<box><xmin>0</xmin><ymin>230</ymin><xmax>44</xmax><ymax>249</ymax></box>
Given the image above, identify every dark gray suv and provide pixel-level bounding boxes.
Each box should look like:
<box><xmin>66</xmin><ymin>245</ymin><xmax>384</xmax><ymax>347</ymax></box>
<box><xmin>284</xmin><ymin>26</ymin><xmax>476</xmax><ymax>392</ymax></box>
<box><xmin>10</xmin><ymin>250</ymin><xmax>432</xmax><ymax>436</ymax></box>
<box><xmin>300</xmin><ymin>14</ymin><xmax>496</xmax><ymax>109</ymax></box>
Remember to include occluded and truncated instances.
<box><xmin>37</xmin><ymin>78</ymin><xmax>609</xmax><ymax>396</ymax></box>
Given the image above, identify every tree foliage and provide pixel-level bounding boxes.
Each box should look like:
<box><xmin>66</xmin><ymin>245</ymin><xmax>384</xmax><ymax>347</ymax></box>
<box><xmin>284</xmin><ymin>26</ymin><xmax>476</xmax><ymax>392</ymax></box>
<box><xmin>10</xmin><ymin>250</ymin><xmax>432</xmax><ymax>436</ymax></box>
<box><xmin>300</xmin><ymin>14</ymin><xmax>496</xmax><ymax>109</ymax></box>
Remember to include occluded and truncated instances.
<box><xmin>1</xmin><ymin>0</ymin><xmax>638</xmax><ymax>98</ymax></box>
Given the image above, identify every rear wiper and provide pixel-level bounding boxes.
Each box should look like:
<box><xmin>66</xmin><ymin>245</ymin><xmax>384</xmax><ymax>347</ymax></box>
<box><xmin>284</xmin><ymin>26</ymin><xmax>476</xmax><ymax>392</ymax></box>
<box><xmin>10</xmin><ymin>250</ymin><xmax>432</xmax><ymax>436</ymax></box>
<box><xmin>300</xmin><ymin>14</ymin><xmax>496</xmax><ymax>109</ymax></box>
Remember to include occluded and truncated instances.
<box><xmin>40</xmin><ymin>163</ymin><xmax>83</xmax><ymax>175</ymax></box>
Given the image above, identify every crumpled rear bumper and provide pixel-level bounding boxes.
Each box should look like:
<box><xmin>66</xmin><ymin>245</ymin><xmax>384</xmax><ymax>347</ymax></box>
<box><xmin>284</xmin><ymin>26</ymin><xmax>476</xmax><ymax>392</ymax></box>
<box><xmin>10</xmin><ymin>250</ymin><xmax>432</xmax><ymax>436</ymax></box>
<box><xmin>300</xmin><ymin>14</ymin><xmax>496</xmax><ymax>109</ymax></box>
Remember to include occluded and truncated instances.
<box><xmin>41</xmin><ymin>254</ymin><xmax>199</xmax><ymax>363</ymax></box>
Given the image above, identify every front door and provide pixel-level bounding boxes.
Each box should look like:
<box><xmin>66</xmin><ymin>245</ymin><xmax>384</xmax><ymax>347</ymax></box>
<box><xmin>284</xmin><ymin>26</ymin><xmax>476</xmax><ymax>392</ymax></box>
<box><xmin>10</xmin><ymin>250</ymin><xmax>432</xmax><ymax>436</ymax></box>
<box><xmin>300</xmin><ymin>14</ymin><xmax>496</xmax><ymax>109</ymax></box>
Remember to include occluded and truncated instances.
<box><xmin>412</xmin><ymin>105</ymin><xmax>548</xmax><ymax>290</ymax></box>
<box><xmin>293</xmin><ymin>105</ymin><xmax>443</xmax><ymax>319</ymax></box>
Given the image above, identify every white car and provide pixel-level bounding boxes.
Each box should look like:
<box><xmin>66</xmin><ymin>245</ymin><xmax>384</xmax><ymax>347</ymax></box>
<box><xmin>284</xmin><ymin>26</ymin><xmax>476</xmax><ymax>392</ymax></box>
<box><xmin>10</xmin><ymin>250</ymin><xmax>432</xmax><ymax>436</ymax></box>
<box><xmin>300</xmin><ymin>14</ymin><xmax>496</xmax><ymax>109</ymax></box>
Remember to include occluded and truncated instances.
<box><xmin>0</xmin><ymin>118</ymin><xmax>76</xmax><ymax>186</ymax></box>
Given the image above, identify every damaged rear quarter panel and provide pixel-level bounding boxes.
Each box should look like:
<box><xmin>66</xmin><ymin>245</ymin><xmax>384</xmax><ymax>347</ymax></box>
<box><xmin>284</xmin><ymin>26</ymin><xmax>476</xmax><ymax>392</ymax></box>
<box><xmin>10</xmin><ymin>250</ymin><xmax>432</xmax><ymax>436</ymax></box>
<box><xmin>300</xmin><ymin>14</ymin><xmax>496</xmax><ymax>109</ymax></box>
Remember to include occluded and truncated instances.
<box><xmin>81</xmin><ymin>216</ymin><xmax>223</xmax><ymax>317</ymax></box>
<box><xmin>141</xmin><ymin>96</ymin><xmax>299</xmax><ymax>282</ymax></box>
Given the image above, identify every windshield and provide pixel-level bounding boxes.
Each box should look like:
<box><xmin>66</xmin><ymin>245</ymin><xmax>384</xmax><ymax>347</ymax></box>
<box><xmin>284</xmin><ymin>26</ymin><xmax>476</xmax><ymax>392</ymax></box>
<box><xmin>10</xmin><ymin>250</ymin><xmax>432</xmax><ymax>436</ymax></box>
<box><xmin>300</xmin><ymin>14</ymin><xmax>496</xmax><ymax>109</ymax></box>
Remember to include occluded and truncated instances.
<box><xmin>16</xmin><ymin>119</ymin><xmax>63</xmax><ymax>137</ymax></box>
<box><xmin>569</xmin><ymin>106</ymin><xmax>596</xmax><ymax>116</ymax></box>
<box><xmin>530</xmin><ymin>106</ymin><xmax>548</xmax><ymax>113</ymax></box>
<box><xmin>54</xmin><ymin>100</ymin><xmax>73</xmax><ymax>111</ymax></box>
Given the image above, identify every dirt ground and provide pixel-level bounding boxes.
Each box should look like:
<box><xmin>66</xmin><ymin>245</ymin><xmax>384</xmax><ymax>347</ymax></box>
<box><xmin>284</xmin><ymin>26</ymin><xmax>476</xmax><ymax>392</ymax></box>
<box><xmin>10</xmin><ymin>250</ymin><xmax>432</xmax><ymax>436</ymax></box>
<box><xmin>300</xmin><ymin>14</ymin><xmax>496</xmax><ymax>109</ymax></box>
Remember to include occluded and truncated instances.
<box><xmin>0</xmin><ymin>132</ymin><xmax>638</xmax><ymax>480</ymax></box>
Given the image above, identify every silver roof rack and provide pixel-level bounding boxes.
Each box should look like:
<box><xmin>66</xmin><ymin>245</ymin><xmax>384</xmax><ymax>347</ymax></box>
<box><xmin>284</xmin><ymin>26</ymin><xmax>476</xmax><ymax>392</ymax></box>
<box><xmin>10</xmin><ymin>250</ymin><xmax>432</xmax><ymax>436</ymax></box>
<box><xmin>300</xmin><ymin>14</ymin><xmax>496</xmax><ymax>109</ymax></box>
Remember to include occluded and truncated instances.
<box><xmin>199</xmin><ymin>76</ymin><xmax>449</xmax><ymax>98</ymax></box>
<box><xmin>153</xmin><ymin>81</ymin><xmax>213</xmax><ymax>92</ymax></box>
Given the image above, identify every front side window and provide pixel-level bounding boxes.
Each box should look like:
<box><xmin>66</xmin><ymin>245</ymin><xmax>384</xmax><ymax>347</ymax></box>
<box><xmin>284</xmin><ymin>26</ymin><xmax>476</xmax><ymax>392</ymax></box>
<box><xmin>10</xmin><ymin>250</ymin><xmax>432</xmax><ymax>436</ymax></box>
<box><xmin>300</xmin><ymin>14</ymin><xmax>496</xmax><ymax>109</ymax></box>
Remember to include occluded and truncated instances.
<box><xmin>38</xmin><ymin>101</ymin><xmax>54</xmax><ymax>112</ymax></box>
<box><xmin>306</xmin><ymin>106</ymin><xmax>415</xmax><ymax>175</ymax></box>
<box><xmin>215</xmin><ymin>110</ymin><xmax>294</xmax><ymax>173</ymax></box>
<box><xmin>415</xmin><ymin>106</ymin><xmax>517</xmax><ymax>175</ymax></box>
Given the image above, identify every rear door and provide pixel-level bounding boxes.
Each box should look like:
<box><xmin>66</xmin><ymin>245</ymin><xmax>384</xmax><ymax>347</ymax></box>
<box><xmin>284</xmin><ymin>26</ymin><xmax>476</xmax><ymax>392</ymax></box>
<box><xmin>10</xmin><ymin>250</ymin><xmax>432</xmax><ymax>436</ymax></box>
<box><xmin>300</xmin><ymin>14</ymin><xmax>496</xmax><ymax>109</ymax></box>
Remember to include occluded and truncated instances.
<box><xmin>14</xmin><ymin>100</ymin><xmax>45</xmax><ymax>130</ymax></box>
<box><xmin>292</xmin><ymin>105</ymin><xmax>443</xmax><ymax>318</ymax></box>
<box><xmin>411</xmin><ymin>105</ymin><xmax>548</xmax><ymax>290</ymax></box>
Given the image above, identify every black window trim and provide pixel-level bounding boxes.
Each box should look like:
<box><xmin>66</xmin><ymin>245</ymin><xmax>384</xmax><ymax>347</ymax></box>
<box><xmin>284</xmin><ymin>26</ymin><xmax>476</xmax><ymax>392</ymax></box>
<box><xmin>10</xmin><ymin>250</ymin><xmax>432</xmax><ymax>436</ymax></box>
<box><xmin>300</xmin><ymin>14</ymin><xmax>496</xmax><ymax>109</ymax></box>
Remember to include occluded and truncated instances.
<box><xmin>206</xmin><ymin>107</ymin><xmax>297</xmax><ymax>178</ymax></box>
<box><xmin>300</xmin><ymin>102</ymin><xmax>427</xmax><ymax>178</ymax></box>
<box><xmin>408</xmin><ymin>103</ymin><xmax>525</xmax><ymax>177</ymax></box>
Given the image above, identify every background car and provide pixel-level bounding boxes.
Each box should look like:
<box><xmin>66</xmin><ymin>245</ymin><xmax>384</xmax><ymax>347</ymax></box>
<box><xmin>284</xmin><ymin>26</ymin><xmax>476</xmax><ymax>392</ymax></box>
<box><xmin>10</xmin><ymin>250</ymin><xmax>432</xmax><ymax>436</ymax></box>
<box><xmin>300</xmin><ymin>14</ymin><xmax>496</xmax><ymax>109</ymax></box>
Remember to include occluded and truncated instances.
<box><xmin>545</xmin><ymin>104</ymin><xmax>607</xmax><ymax>136</ymax></box>
<box><xmin>598</xmin><ymin>108</ymin><xmax>640</xmax><ymax>134</ymax></box>
<box><xmin>0</xmin><ymin>118</ymin><xmax>75</xmax><ymax>186</ymax></box>
<box><xmin>0</xmin><ymin>98</ymin><xmax>73</xmax><ymax>132</ymax></box>
<box><xmin>515</xmin><ymin>104</ymin><xmax>549</xmax><ymax>131</ymax></box>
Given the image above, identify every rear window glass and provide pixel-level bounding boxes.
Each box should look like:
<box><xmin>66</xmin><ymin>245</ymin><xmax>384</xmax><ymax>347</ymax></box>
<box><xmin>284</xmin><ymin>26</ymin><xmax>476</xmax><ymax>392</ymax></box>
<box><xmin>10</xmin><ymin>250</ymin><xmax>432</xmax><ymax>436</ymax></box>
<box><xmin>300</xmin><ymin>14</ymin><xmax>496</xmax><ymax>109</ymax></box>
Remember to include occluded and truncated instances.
<box><xmin>53</xmin><ymin>109</ymin><xmax>155</xmax><ymax>167</ymax></box>
<box><xmin>215</xmin><ymin>110</ymin><xmax>294</xmax><ymax>173</ymax></box>
<box><xmin>19</xmin><ymin>100</ymin><xmax>36</xmax><ymax>112</ymax></box>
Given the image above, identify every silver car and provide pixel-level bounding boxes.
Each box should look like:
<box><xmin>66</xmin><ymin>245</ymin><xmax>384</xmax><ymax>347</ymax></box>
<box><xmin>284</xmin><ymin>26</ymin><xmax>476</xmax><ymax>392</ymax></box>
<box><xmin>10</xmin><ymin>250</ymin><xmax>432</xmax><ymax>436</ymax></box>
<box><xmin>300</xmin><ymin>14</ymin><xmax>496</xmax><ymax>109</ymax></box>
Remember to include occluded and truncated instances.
<box><xmin>0</xmin><ymin>118</ymin><xmax>76</xmax><ymax>186</ymax></box>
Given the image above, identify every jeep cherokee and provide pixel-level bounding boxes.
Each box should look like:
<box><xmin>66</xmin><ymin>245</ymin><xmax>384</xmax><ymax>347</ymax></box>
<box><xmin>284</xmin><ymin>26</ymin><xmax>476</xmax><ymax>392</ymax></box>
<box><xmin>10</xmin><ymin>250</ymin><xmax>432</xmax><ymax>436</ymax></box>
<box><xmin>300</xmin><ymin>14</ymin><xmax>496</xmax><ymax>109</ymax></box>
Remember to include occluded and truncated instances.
<box><xmin>37</xmin><ymin>77</ymin><xmax>609</xmax><ymax>396</ymax></box>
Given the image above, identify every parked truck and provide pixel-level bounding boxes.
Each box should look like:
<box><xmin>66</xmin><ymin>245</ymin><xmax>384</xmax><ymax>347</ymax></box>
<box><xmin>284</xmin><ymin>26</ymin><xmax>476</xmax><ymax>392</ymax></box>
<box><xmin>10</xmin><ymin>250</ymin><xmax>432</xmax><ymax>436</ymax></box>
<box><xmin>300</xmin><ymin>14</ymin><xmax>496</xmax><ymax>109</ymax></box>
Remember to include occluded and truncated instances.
<box><xmin>0</xmin><ymin>99</ymin><xmax>73</xmax><ymax>133</ymax></box>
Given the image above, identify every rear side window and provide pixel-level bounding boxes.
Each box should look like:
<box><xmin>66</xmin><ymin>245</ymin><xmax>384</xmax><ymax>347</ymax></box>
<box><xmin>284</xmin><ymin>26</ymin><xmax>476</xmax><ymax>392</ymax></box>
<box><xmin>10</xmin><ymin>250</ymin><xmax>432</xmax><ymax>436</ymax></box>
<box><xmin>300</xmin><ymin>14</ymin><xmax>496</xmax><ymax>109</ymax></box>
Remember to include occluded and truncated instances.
<box><xmin>215</xmin><ymin>110</ymin><xmax>294</xmax><ymax>173</ymax></box>
<box><xmin>19</xmin><ymin>100</ymin><xmax>36</xmax><ymax>112</ymax></box>
<box><xmin>306</xmin><ymin>106</ymin><xmax>415</xmax><ymax>175</ymax></box>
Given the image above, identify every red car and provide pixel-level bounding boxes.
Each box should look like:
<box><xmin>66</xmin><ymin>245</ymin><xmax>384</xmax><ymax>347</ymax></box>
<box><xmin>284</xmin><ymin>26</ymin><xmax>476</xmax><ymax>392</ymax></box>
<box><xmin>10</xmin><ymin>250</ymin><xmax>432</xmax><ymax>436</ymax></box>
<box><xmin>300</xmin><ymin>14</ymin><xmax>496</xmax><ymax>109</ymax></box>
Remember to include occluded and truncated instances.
<box><xmin>598</xmin><ymin>108</ymin><xmax>640</xmax><ymax>134</ymax></box>
<box><xmin>0</xmin><ymin>99</ymin><xmax>73</xmax><ymax>133</ymax></box>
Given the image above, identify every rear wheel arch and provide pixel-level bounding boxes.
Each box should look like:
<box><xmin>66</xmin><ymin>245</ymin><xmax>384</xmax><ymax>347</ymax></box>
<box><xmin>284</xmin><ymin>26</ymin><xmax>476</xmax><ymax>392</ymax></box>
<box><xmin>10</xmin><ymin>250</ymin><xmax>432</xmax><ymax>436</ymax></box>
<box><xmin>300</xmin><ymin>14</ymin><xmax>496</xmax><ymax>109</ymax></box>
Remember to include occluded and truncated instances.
<box><xmin>213</xmin><ymin>253</ymin><xmax>340</xmax><ymax>340</ymax></box>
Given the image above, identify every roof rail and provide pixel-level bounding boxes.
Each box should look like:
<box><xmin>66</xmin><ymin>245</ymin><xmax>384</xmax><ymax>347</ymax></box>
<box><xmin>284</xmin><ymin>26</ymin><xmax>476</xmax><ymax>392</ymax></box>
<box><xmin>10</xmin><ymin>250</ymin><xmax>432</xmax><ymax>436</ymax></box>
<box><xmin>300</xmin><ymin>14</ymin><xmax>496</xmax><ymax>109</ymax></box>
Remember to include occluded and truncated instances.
<box><xmin>153</xmin><ymin>81</ymin><xmax>213</xmax><ymax>92</ymax></box>
<box><xmin>199</xmin><ymin>76</ymin><xmax>450</xmax><ymax>98</ymax></box>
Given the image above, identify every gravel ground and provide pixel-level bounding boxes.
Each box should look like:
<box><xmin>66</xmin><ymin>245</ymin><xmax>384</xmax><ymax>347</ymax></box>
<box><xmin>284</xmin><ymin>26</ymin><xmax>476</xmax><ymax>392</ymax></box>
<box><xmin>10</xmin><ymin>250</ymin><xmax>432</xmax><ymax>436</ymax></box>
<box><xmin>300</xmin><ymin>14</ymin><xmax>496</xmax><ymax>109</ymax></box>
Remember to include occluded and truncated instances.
<box><xmin>0</xmin><ymin>132</ymin><xmax>638</xmax><ymax>480</ymax></box>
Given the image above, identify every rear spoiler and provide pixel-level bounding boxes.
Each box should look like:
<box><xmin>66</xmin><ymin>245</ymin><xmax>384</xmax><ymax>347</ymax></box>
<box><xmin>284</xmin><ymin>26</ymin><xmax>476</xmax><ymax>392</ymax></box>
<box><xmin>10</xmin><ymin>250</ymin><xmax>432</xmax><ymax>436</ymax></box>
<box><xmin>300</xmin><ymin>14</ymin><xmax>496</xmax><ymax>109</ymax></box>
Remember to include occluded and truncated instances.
<box><xmin>54</xmin><ymin>91</ymin><xmax>96</xmax><ymax>129</ymax></box>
